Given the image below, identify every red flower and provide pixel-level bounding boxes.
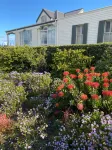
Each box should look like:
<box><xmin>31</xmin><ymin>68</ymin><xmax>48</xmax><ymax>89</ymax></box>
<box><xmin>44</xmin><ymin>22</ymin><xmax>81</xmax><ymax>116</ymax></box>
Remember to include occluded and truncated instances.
<box><xmin>103</xmin><ymin>82</ymin><xmax>109</xmax><ymax>88</ymax></box>
<box><xmin>85</xmin><ymin>74</ymin><xmax>92</xmax><ymax>80</ymax></box>
<box><xmin>57</xmin><ymin>84</ymin><xmax>64</xmax><ymax>91</ymax></box>
<box><xmin>95</xmin><ymin>73</ymin><xmax>101</xmax><ymax>77</ymax></box>
<box><xmin>80</xmin><ymin>94</ymin><xmax>88</xmax><ymax>101</ymax></box>
<box><xmin>91</xmin><ymin>94</ymin><xmax>99</xmax><ymax>100</ymax></box>
<box><xmin>76</xmin><ymin>69</ymin><xmax>80</xmax><ymax>73</ymax></box>
<box><xmin>91</xmin><ymin>82</ymin><xmax>100</xmax><ymax>88</ymax></box>
<box><xmin>67</xmin><ymin>84</ymin><xmax>74</xmax><ymax>90</ymax></box>
<box><xmin>84</xmin><ymin>68</ymin><xmax>89</xmax><ymax>73</ymax></box>
<box><xmin>77</xmin><ymin>103</ymin><xmax>84</xmax><ymax>111</ymax></box>
<box><xmin>55</xmin><ymin>103</ymin><xmax>59</xmax><ymax>107</ymax></box>
<box><xmin>0</xmin><ymin>114</ymin><xmax>12</xmax><ymax>133</ymax></box>
<box><xmin>110</xmin><ymin>79</ymin><xmax>112</xmax><ymax>83</ymax></box>
<box><xmin>103</xmin><ymin>78</ymin><xmax>109</xmax><ymax>83</ymax></box>
<box><xmin>51</xmin><ymin>94</ymin><xmax>57</xmax><ymax>99</ymax></box>
<box><xmin>78</xmin><ymin>74</ymin><xmax>83</xmax><ymax>79</ymax></box>
<box><xmin>63</xmin><ymin>71</ymin><xmax>69</xmax><ymax>76</ymax></box>
<box><xmin>70</xmin><ymin>74</ymin><xmax>77</xmax><ymax>79</ymax></box>
<box><xmin>58</xmin><ymin>91</ymin><xmax>64</xmax><ymax>97</ymax></box>
<box><xmin>90</xmin><ymin>67</ymin><xmax>95</xmax><ymax>71</ymax></box>
<box><xmin>102</xmin><ymin>72</ymin><xmax>109</xmax><ymax>77</ymax></box>
<box><xmin>63</xmin><ymin>78</ymin><xmax>68</xmax><ymax>83</ymax></box>
<box><xmin>102</xmin><ymin>90</ymin><xmax>112</xmax><ymax>96</ymax></box>
<box><xmin>85</xmin><ymin>81</ymin><xmax>93</xmax><ymax>86</ymax></box>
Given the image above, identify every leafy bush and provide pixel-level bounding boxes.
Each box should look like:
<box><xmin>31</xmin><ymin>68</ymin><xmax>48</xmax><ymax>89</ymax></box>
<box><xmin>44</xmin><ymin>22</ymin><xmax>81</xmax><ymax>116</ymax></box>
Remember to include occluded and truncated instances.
<box><xmin>0</xmin><ymin>46</ymin><xmax>47</xmax><ymax>72</ymax></box>
<box><xmin>51</xmin><ymin>49</ymin><xmax>93</xmax><ymax>77</ymax></box>
<box><xmin>96</xmin><ymin>46</ymin><xmax>112</xmax><ymax>73</ymax></box>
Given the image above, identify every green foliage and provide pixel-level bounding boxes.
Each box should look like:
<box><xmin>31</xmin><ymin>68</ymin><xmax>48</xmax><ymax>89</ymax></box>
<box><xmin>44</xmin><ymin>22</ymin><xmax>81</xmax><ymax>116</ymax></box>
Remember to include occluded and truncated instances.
<box><xmin>51</xmin><ymin>49</ymin><xmax>93</xmax><ymax>77</ymax></box>
<box><xmin>0</xmin><ymin>43</ymin><xmax>112</xmax><ymax>74</ymax></box>
<box><xmin>96</xmin><ymin>46</ymin><xmax>112</xmax><ymax>73</ymax></box>
<box><xmin>0</xmin><ymin>46</ymin><xmax>47</xmax><ymax>72</ymax></box>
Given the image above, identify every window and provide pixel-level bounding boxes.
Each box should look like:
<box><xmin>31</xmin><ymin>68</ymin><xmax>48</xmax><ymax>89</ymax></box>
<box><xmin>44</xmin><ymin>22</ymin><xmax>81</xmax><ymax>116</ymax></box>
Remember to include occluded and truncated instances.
<box><xmin>104</xmin><ymin>20</ymin><xmax>112</xmax><ymax>42</ymax></box>
<box><xmin>41</xmin><ymin>16</ymin><xmax>47</xmax><ymax>23</ymax></box>
<box><xmin>40</xmin><ymin>26</ymin><xmax>55</xmax><ymax>45</ymax></box>
<box><xmin>76</xmin><ymin>25</ymin><xmax>83</xmax><ymax>44</ymax></box>
<box><xmin>20</xmin><ymin>30</ymin><xmax>32</xmax><ymax>46</ymax></box>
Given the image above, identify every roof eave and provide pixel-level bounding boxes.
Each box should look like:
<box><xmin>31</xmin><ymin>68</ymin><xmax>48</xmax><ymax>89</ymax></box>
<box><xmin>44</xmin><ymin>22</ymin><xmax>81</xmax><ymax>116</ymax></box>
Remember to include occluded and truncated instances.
<box><xmin>6</xmin><ymin>20</ymin><xmax>55</xmax><ymax>33</ymax></box>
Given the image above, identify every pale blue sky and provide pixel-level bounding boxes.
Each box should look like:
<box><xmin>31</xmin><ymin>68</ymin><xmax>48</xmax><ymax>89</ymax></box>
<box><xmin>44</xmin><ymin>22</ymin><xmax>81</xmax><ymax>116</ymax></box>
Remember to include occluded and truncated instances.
<box><xmin>0</xmin><ymin>0</ymin><xmax>112</xmax><ymax>44</ymax></box>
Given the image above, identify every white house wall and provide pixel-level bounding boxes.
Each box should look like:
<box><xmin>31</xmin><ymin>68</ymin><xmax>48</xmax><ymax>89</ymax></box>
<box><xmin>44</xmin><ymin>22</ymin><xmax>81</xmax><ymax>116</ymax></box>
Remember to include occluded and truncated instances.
<box><xmin>57</xmin><ymin>6</ymin><xmax>112</xmax><ymax>45</ymax></box>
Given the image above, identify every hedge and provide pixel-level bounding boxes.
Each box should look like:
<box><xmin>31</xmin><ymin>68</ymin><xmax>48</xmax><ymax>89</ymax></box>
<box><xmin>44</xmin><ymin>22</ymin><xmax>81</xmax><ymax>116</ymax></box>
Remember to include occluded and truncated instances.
<box><xmin>0</xmin><ymin>43</ymin><xmax>112</xmax><ymax>72</ymax></box>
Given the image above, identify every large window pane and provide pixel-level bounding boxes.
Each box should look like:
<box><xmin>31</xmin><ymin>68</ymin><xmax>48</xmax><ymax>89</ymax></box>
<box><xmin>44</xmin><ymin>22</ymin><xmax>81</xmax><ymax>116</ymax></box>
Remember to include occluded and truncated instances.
<box><xmin>76</xmin><ymin>25</ymin><xmax>83</xmax><ymax>44</ymax></box>
<box><xmin>48</xmin><ymin>29</ymin><xmax>55</xmax><ymax>45</ymax></box>
<box><xmin>20</xmin><ymin>30</ymin><xmax>32</xmax><ymax>46</ymax></box>
<box><xmin>40</xmin><ymin>26</ymin><xmax>55</xmax><ymax>45</ymax></box>
<box><xmin>41</xmin><ymin>31</ymin><xmax>47</xmax><ymax>45</ymax></box>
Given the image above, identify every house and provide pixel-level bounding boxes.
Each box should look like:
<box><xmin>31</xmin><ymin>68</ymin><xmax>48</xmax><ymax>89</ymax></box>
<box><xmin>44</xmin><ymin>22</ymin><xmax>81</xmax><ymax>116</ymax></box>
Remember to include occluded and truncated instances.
<box><xmin>6</xmin><ymin>6</ymin><xmax>112</xmax><ymax>46</ymax></box>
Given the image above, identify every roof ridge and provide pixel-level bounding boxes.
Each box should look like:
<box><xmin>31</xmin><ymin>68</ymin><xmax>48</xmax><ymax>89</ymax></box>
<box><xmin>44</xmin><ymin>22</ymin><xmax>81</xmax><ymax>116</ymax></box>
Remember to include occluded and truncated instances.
<box><xmin>43</xmin><ymin>8</ymin><xmax>55</xmax><ymax>13</ymax></box>
<box><xmin>64</xmin><ymin>8</ymin><xmax>83</xmax><ymax>14</ymax></box>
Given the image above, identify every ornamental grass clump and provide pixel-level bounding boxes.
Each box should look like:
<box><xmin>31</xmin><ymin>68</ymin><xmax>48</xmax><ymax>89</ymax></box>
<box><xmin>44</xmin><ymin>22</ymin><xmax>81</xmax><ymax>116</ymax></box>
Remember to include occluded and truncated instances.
<box><xmin>50</xmin><ymin>67</ymin><xmax>112</xmax><ymax>120</ymax></box>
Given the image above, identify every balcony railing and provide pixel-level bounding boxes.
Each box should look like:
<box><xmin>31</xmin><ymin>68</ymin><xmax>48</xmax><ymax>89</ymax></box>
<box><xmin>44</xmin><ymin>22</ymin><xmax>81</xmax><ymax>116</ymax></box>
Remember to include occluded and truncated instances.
<box><xmin>103</xmin><ymin>32</ymin><xmax>112</xmax><ymax>42</ymax></box>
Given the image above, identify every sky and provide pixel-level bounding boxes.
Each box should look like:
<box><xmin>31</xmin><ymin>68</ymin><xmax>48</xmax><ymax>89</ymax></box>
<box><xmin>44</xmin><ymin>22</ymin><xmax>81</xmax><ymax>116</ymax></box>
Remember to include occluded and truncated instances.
<box><xmin>0</xmin><ymin>0</ymin><xmax>112</xmax><ymax>44</ymax></box>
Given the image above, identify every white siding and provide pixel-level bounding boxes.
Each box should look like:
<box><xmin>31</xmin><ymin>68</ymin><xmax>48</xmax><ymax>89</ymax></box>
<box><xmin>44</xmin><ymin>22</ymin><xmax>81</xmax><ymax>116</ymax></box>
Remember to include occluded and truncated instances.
<box><xmin>57</xmin><ymin>6</ymin><xmax>112</xmax><ymax>45</ymax></box>
<box><xmin>37</xmin><ymin>11</ymin><xmax>51</xmax><ymax>24</ymax></box>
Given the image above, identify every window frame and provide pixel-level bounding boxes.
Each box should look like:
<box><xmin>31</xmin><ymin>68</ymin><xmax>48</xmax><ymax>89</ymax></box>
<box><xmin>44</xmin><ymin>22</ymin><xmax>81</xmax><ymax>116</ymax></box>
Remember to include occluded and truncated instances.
<box><xmin>76</xmin><ymin>25</ymin><xmax>83</xmax><ymax>44</ymax></box>
<box><xmin>41</xmin><ymin>15</ymin><xmax>47</xmax><ymax>23</ymax></box>
<box><xmin>40</xmin><ymin>26</ymin><xmax>55</xmax><ymax>45</ymax></box>
<box><xmin>103</xmin><ymin>20</ymin><xmax>112</xmax><ymax>42</ymax></box>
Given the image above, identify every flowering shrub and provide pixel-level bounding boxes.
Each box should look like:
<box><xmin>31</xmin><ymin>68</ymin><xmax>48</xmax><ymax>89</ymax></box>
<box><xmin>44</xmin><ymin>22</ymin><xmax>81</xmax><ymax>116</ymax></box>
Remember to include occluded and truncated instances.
<box><xmin>50</xmin><ymin>67</ymin><xmax>112</xmax><ymax>119</ymax></box>
<box><xmin>0</xmin><ymin>80</ymin><xmax>26</xmax><ymax>116</ymax></box>
<box><xmin>48</xmin><ymin>110</ymin><xmax>112</xmax><ymax>149</ymax></box>
<box><xmin>0</xmin><ymin>114</ymin><xmax>13</xmax><ymax>133</ymax></box>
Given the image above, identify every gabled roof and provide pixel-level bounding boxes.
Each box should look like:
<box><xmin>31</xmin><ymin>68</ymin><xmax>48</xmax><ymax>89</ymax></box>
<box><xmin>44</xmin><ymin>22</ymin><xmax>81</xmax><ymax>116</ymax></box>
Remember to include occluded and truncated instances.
<box><xmin>36</xmin><ymin>9</ymin><xmax>55</xmax><ymax>23</ymax></box>
<box><xmin>44</xmin><ymin>9</ymin><xmax>55</xmax><ymax>19</ymax></box>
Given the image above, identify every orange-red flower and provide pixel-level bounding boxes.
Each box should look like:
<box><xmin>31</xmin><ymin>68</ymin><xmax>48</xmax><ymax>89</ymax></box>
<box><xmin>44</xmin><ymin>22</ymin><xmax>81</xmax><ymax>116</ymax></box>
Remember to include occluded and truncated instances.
<box><xmin>84</xmin><ymin>68</ymin><xmax>89</xmax><ymax>73</ymax></box>
<box><xmin>90</xmin><ymin>67</ymin><xmax>95</xmax><ymax>71</ymax></box>
<box><xmin>110</xmin><ymin>79</ymin><xmax>112</xmax><ymax>83</ymax></box>
<box><xmin>77</xmin><ymin>103</ymin><xmax>84</xmax><ymax>111</ymax></box>
<box><xmin>91</xmin><ymin>82</ymin><xmax>100</xmax><ymax>88</ymax></box>
<box><xmin>51</xmin><ymin>93</ymin><xmax>57</xmax><ymax>99</ymax></box>
<box><xmin>58</xmin><ymin>91</ymin><xmax>64</xmax><ymax>97</ymax></box>
<box><xmin>103</xmin><ymin>82</ymin><xmax>109</xmax><ymax>88</ymax></box>
<box><xmin>85</xmin><ymin>81</ymin><xmax>93</xmax><ymax>86</ymax></box>
<box><xmin>76</xmin><ymin>69</ymin><xmax>80</xmax><ymax>73</ymax></box>
<box><xmin>102</xmin><ymin>90</ymin><xmax>112</xmax><ymax>96</ymax></box>
<box><xmin>55</xmin><ymin>103</ymin><xmax>59</xmax><ymax>107</ymax></box>
<box><xmin>80</xmin><ymin>94</ymin><xmax>88</xmax><ymax>101</ymax></box>
<box><xmin>0</xmin><ymin>114</ymin><xmax>12</xmax><ymax>133</ymax></box>
<box><xmin>78</xmin><ymin>74</ymin><xmax>83</xmax><ymax>79</ymax></box>
<box><xmin>70</xmin><ymin>74</ymin><xmax>77</xmax><ymax>79</ymax></box>
<box><xmin>91</xmin><ymin>94</ymin><xmax>99</xmax><ymax>100</ymax></box>
<box><xmin>67</xmin><ymin>84</ymin><xmax>74</xmax><ymax>90</ymax></box>
<box><xmin>102</xmin><ymin>72</ymin><xmax>109</xmax><ymax>77</ymax></box>
<box><xmin>63</xmin><ymin>71</ymin><xmax>69</xmax><ymax>76</ymax></box>
<box><xmin>63</xmin><ymin>78</ymin><xmax>68</xmax><ymax>83</ymax></box>
<box><xmin>57</xmin><ymin>84</ymin><xmax>64</xmax><ymax>91</ymax></box>
<box><xmin>95</xmin><ymin>73</ymin><xmax>101</xmax><ymax>77</ymax></box>
<box><xmin>103</xmin><ymin>78</ymin><xmax>109</xmax><ymax>83</ymax></box>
